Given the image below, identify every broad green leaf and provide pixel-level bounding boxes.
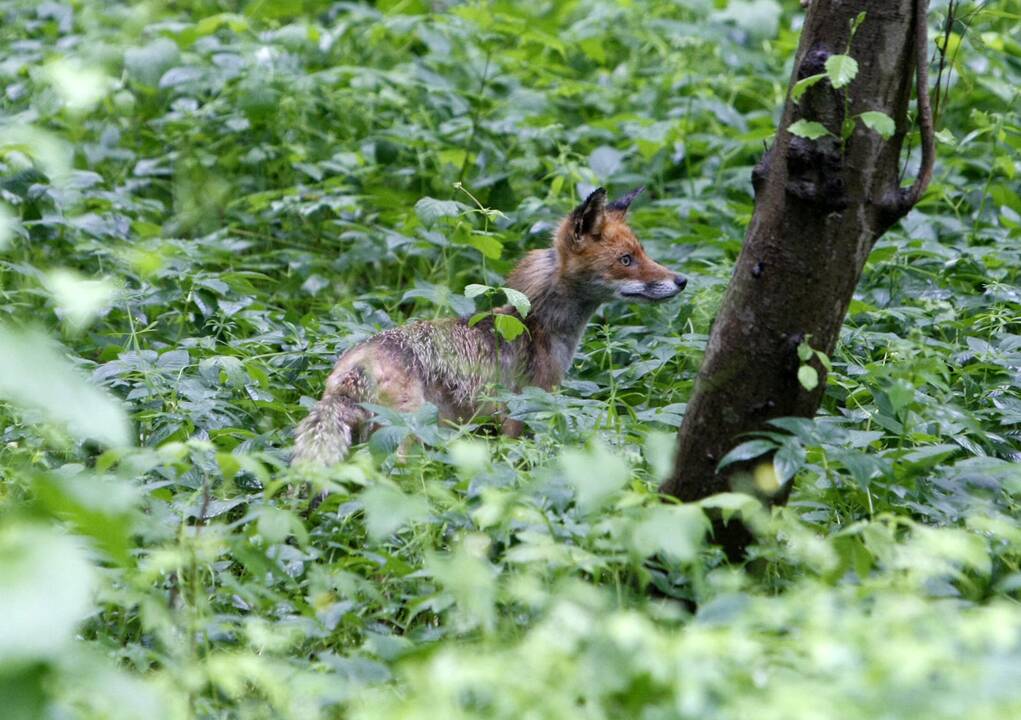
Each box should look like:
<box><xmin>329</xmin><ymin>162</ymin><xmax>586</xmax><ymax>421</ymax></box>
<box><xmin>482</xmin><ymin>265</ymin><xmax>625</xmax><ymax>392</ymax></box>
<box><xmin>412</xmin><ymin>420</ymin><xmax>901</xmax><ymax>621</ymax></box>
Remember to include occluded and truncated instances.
<box><xmin>43</xmin><ymin>59</ymin><xmax>110</xmax><ymax>113</ymax></box>
<box><xmin>367</xmin><ymin>425</ymin><xmax>409</xmax><ymax>458</ymax></box>
<box><xmin>825</xmin><ymin>54</ymin><xmax>859</xmax><ymax>89</ymax></box>
<box><xmin>699</xmin><ymin>493</ymin><xmax>762</xmax><ymax>523</ymax></box>
<box><xmin>859</xmin><ymin>111</ymin><xmax>896</xmax><ymax>139</ymax></box>
<box><xmin>501</xmin><ymin>287</ymin><xmax>531</xmax><ymax>317</ymax></box>
<box><xmin>643</xmin><ymin>430</ymin><xmax>676</xmax><ymax>482</ymax></box>
<box><xmin>257</xmin><ymin>506</ymin><xmax>295</xmax><ymax>544</ymax></box>
<box><xmin>718</xmin><ymin>439</ymin><xmax>776</xmax><ymax>470</ymax></box>
<box><xmin>493</xmin><ymin>313</ymin><xmax>526</xmax><ymax>341</ymax></box>
<box><xmin>772</xmin><ymin>441</ymin><xmax>806</xmax><ymax>485</ymax></box>
<box><xmin>361</xmin><ymin>484</ymin><xmax>430</xmax><ymax>541</ymax></box>
<box><xmin>468</xmin><ymin>233</ymin><xmax>503</xmax><ymax>259</ymax></box>
<box><xmin>0</xmin><ymin>326</ymin><xmax>132</xmax><ymax>447</ymax></box>
<box><xmin>791</xmin><ymin>72</ymin><xmax>826</xmax><ymax>101</ymax></box>
<box><xmin>798</xmin><ymin>365</ymin><xmax>819</xmax><ymax>391</ymax></box>
<box><xmin>0</xmin><ymin>124</ymin><xmax>73</xmax><ymax>185</ymax></box>
<box><xmin>463</xmin><ymin>283</ymin><xmax>491</xmax><ymax>298</ymax></box>
<box><xmin>32</xmin><ymin>470</ymin><xmax>138</xmax><ymax>565</ymax></box>
<box><xmin>788</xmin><ymin>119</ymin><xmax>831</xmax><ymax>139</ymax></box>
<box><xmin>631</xmin><ymin>505</ymin><xmax>708</xmax><ymax>562</ymax></box>
<box><xmin>562</xmin><ymin>443</ymin><xmax>629</xmax><ymax>513</ymax></box>
<box><xmin>589</xmin><ymin>145</ymin><xmax>624</xmax><ymax>177</ymax></box>
<box><xmin>0</xmin><ymin>525</ymin><xmax>94</xmax><ymax>660</ymax></box>
<box><xmin>427</xmin><ymin>536</ymin><xmax>496</xmax><ymax>632</ymax></box>
<box><xmin>714</xmin><ymin>0</ymin><xmax>782</xmax><ymax>39</ymax></box>
<box><xmin>448</xmin><ymin>439</ymin><xmax>490</xmax><ymax>475</ymax></box>
<box><xmin>414</xmin><ymin>197</ymin><xmax>461</xmax><ymax>225</ymax></box>
<box><xmin>123</xmin><ymin>38</ymin><xmax>180</xmax><ymax>87</ymax></box>
<box><xmin>44</xmin><ymin>269</ymin><xmax>117</xmax><ymax>331</ymax></box>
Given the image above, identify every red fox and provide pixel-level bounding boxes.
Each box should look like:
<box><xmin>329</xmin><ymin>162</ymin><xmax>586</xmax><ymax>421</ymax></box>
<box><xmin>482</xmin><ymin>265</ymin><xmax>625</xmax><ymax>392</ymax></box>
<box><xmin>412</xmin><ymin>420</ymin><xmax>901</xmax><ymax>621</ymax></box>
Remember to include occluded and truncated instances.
<box><xmin>292</xmin><ymin>187</ymin><xmax>686</xmax><ymax>465</ymax></box>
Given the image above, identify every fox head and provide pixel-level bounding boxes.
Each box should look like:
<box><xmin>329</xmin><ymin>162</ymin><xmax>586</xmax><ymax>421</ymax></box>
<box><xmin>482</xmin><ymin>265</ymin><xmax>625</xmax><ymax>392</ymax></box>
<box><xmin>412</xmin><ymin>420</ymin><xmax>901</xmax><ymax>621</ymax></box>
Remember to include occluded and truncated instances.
<box><xmin>554</xmin><ymin>187</ymin><xmax>687</xmax><ymax>303</ymax></box>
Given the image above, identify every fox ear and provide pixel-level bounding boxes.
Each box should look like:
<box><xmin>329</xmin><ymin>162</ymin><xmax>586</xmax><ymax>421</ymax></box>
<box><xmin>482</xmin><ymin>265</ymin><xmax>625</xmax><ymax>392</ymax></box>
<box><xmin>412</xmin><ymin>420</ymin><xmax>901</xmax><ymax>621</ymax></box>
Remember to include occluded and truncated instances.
<box><xmin>571</xmin><ymin>187</ymin><xmax>607</xmax><ymax>240</ymax></box>
<box><xmin>607</xmin><ymin>186</ymin><xmax>645</xmax><ymax>213</ymax></box>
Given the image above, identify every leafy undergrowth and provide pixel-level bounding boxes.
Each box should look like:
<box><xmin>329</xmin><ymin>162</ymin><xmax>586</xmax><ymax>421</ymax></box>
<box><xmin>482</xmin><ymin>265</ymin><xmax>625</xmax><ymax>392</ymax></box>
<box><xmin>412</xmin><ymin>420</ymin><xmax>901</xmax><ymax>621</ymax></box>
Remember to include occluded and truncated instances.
<box><xmin>1</xmin><ymin>1</ymin><xmax>1020</xmax><ymax>718</ymax></box>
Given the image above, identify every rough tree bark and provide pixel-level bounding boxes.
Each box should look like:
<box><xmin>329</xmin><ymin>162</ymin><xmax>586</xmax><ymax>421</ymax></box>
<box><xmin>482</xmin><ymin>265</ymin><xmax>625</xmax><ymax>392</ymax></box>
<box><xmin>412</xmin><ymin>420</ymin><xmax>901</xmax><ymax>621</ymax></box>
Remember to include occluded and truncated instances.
<box><xmin>661</xmin><ymin>0</ymin><xmax>934</xmax><ymax>556</ymax></box>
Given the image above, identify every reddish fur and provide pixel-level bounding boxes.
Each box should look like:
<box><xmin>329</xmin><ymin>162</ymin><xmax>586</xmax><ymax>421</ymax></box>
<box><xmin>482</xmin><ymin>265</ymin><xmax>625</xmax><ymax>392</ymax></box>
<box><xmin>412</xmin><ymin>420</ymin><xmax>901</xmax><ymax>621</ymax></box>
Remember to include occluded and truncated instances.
<box><xmin>554</xmin><ymin>210</ymin><xmax>677</xmax><ymax>288</ymax></box>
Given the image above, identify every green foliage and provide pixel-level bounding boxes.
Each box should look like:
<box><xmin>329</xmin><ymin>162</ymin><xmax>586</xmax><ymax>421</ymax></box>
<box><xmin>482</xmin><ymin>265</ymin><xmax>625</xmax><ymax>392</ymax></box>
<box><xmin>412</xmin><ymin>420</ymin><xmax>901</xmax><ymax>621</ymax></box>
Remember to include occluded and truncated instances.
<box><xmin>824</xmin><ymin>53</ymin><xmax>859</xmax><ymax>89</ymax></box>
<box><xmin>1</xmin><ymin>0</ymin><xmax>1020</xmax><ymax>718</ymax></box>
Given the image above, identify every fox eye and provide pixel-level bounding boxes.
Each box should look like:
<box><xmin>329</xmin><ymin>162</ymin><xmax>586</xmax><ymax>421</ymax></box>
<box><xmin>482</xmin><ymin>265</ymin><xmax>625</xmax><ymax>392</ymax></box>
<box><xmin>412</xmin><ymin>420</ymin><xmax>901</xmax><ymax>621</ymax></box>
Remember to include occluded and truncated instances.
<box><xmin>619</xmin><ymin>254</ymin><xmax>633</xmax><ymax>267</ymax></box>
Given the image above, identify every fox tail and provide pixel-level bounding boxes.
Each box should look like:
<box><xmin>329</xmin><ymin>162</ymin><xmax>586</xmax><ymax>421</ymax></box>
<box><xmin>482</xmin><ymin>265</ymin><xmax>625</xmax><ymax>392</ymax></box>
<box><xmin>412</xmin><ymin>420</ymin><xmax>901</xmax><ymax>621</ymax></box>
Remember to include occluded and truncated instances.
<box><xmin>292</xmin><ymin>393</ymin><xmax>367</xmax><ymax>466</ymax></box>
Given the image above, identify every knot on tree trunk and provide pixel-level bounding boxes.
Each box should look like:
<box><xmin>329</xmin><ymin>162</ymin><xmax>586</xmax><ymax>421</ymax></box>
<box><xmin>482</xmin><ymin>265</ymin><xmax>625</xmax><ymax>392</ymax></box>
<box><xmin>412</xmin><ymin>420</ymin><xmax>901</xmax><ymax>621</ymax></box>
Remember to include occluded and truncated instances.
<box><xmin>786</xmin><ymin>137</ymin><xmax>847</xmax><ymax>210</ymax></box>
<box><xmin>752</xmin><ymin>131</ymin><xmax>847</xmax><ymax>210</ymax></box>
<box><xmin>798</xmin><ymin>45</ymin><xmax>831</xmax><ymax>79</ymax></box>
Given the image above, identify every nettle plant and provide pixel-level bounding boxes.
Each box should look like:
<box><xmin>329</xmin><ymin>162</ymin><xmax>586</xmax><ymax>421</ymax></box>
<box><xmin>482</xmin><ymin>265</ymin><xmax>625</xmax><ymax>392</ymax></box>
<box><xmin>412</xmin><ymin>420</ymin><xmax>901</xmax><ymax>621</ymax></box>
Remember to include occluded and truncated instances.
<box><xmin>787</xmin><ymin>12</ymin><xmax>896</xmax><ymax>144</ymax></box>
<box><xmin>411</xmin><ymin>182</ymin><xmax>531</xmax><ymax>341</ymax></box>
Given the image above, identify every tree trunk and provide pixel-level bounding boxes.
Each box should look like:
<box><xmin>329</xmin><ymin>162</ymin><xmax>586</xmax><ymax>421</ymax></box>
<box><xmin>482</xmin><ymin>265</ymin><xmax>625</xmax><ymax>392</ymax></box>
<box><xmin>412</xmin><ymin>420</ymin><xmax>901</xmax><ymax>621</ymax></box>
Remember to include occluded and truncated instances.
<box><xmin>661</xmin><ymin>0</ymin><xmax>934</xmax><ymax>556</ymax></box>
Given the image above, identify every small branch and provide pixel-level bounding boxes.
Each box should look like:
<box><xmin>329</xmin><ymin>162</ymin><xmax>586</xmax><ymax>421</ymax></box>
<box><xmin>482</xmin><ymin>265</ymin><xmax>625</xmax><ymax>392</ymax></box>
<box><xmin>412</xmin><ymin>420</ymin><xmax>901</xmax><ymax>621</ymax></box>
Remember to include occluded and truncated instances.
<box><xmin>931</xmin><ymin>0</ymin><xmax>956</xmax><ymax>123</ymax></box>
<box><xmin>900</xmin><ymin>0</ymin><xmax>935</xmax><ymax>210</ymax></box>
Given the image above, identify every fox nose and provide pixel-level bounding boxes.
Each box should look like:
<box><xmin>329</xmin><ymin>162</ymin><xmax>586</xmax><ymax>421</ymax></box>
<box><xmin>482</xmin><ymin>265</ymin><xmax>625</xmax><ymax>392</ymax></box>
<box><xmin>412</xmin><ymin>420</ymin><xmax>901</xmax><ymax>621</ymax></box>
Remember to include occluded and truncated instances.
<box><xmin>673</xmin><ymin>274</ymin><xmax>687</xmax><ymax>290</ymax></box>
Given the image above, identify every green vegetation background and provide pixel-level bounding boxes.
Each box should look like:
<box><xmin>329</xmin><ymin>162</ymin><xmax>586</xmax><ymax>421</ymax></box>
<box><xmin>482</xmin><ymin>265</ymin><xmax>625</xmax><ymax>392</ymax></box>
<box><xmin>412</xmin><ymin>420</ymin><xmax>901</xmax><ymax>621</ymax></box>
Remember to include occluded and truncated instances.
<box><xmin>1</xmin><ymin>0</ymin><xmax>1020</xmax><ymax>718</ymax></box>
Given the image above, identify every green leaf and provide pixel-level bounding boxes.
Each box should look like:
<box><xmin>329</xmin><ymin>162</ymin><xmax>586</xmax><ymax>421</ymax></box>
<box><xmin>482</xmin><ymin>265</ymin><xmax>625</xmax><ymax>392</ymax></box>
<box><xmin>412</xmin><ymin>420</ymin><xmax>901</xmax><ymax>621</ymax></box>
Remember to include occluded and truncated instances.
<box><xmin>699</xmin><ymin>493</ymin><xmax>762</xmax><ymax>523</ymax></box>
<box><xmin>773</xmin><ymin>442</ymin><xmax>806</xmax><ymax>485</ymax></box>
<box><xmin>32</xmin><ymin>470</ymin><xmax>138</xmax><ymax>566</ymax></box>
<box><xmin>448</xmin><ymin>439</ymin><xmax>490</xmax><ymax>475</ymax></box>
<box><xmin>631</xmin><ymin>505</ymin><xmax>708</xmax><ymax>563</ymax></box>
<box><xmin>463</xmin><ymin>283</ymin><xmax>491</xmax><ymax>298</ymax></box>
<box><xmin>788</xmin><ymin>119</ymin><xmax>831</xmax><ymax>139</ymax></box>
<box><xmin>850</xmin><ymin>11</ymin><xmax>867</xmax><ymax>35</ymax></box>
<box><xmin>426</xmin><ymin>538</ymin><xmax>496</xmax><ymax>632</ymax></box>
<box><xmin>814</xmin><ymin>349</ymin><xmax>832</xmax><ymax>371</ymax></box>
<box><xmin>643</xmin><ymin>430</ymin><xmax>676</xmax><ymax>483</ymax></box>
<box><xmin>791</xmin><ymin>72</ymin><xmax>826</xmax><ymax>102</ymax></box>
<box><xmin>859</xmin><ymin>111</ymin><xmax>896</xmax><ymax>140</ymax></box>
<box><xmin>562</xmin><ymin>443</ymin><xmax>630</xmax><ymax>513</ymax></box>
<box><xmin>501</xmin><ymin>287</ymin><xmax>531</xmax><ymax>317</ymax></box>
<box><xmin>825</xmin><ymin>54</ymin><xmax>859</xmax><ymax>89</ymax></box>
<box><xmin>884</xmin><ymin>379</ymin><xmax>916</xmax><ymax>416</ymax></box>
<box><xmin>257</xmin><ymin>506</ymin><xmax>296</xmax><ymax>545</ymax></box>
<box><xmin>44</xmin><ymin>269</ymin><xmax>117</xmax><ymax>332</ymax></box>
<box><xmin>367</xmin><ymin>425</ymin><xmax>409</xmax><ymax>458</ymax></box>
<box><xmin>718</xmin><ymin>439</ymin><xmax>777</xmax><ymax>470</ymax></box>
<box><xmin>493</xmin><ymin>313</ymin><xmax>527</xmax><ymax>342</ymax></box>
<box><xmin>798</xmin><ymin>365</ymin><xmax>819</xmax><ymax>391</ymax></box>
<box><xmin>468</xmin><ymin>233</ymin><xmax>503</xmax><ymax>259</ymax></box>
<box><xmin>124</xmin><ymin>38</ymin><xmax>180</xmax><ymax>87</ymax></box>
<box><xmin>361</xmin><ymin>484</ymin><xmax>430</xmax><ymax>541</ymax></box>
<box><xmin>414</xmin><ymin>197</ymin><xmax>461</xmax><ymax>225</ymax></box>
<box><xmin>0</xmin><ymin>326</ymin><xmax>132</xmax><ymax>447</ymax></box>
<box><xmin>0</xmin><ymin>525</ymin><xmax>95</xmax><ymax>661</ymax></box>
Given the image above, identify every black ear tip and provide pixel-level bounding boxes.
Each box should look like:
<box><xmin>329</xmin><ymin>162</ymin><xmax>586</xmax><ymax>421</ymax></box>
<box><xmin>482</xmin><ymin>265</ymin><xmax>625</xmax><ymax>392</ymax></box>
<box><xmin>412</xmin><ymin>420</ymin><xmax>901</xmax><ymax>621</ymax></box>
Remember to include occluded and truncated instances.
<box><xmin>608</xmin><ymin>185</ymin><xmax>645</xmax><ymax>212</ymax></box>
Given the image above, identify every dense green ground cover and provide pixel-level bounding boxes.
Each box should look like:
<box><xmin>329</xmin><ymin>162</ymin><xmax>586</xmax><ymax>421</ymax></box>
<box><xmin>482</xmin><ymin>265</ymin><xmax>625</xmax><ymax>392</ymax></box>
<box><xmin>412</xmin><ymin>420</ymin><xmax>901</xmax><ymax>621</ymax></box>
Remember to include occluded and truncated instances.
<box><xmin>1</xmin><ymin>0</ymin><xmax>1020</xmax><ymax>717</ymax></box>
